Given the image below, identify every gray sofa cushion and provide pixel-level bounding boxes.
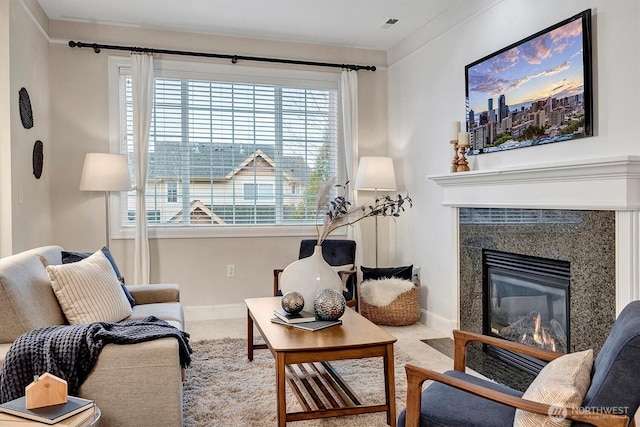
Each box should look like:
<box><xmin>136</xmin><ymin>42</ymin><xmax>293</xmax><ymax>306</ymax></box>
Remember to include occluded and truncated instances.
<box><xmin>20</xmin><ymin>245</ymin><xmax>63</xmax><ymax>267</ymax></box>
<box><xmin>127</xmin><ymin>302</ymin><xmax>184</xmax><ymax>330</ymax></box>
<box><xmin>397</xmin><ymin>370</ymin><xmax>522</xmax><ymax>427</ymax></box>
<box><xmin>0</xmin><ymin>253</ymin><xmax>65</xmax><ymax>343</ymax></box>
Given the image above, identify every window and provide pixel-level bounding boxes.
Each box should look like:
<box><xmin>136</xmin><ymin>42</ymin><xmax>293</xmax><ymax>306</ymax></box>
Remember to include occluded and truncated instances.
<box><xmin>127</xmin><ymin>210</ymin><xmax>162</xmax><ymax>223</ymax></box>
<box><xmin>115</xmin><ymin>60</ymin><xmax>340</xmax><ymax>236</ymax></box>
<box><xmin>147</xmin><ymin>210</ymin><xmax>161</xmax><ymax>223</ymax></box>
<box><xmin>167</xmin><ymin>181</ymin><xmax>178</xmax><ymax>203</ymax></box>
<box><xmin>243</xmin><ymin>183</ymin><xmax>274</xmax><ymax>201</ymax></box>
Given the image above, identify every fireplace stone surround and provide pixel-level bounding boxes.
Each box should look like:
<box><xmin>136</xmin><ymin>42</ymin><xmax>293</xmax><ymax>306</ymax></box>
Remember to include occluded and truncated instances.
<box><xmin>460</xmin><ymin>208</ymin><xmax>615</xmax><ymax>354</ymax></box>
<box><xmin>430</xmin><ymin>155</ymin><xmax>640</xmax><ymax>352</ymax></box>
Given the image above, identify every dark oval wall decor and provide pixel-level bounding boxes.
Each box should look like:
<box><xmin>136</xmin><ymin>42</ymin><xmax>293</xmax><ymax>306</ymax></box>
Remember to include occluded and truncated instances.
<box><xmin>19</xmin><ymin>87</ymin><xmax>34</xmax><ymax>129</ymax></box>
<box><xmin>32</xmin><ymin>140</ymin><xmax>43</xmax><ymax>179</ymax></box>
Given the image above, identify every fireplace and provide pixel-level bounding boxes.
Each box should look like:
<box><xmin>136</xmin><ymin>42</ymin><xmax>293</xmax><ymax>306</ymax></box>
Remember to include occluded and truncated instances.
<box><xmin>457</xmin><ymin>208</ymin><xmax>615</xmax><ymax>367</ymax></box>
<box><xmin>428</xmin><ymin>157</ymin><xmax>635</xmax><ymax>389</ymax></box>
<box><xmin>484</xmin><ymin>250</ymin><xmax>570</xmax><ymax>374</ymax></box>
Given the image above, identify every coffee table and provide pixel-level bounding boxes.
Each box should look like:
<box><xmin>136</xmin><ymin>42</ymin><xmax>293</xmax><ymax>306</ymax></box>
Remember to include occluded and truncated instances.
<box><xmin>245</xmin><ymin>297</ymin><xmax>397</xmax><ymax>426</ymax></box>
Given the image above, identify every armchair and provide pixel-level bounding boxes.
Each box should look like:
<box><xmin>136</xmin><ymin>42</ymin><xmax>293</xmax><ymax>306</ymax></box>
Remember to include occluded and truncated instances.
<box><xmin>273</xmin><ymin>239</ymin><xmax>358</xmax><ymax>309</ymax></box>
<box><xmin>399</xmin><ymin>300</ymin><xmax>640</xmax><ymax>427</ymax></box>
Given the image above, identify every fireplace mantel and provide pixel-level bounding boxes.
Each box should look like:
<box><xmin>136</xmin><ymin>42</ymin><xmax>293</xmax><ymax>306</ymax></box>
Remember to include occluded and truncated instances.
<box><xmin>429</xmin><ymin>155</ymin><xmax>640</xmax><ymax>210</ymax></box>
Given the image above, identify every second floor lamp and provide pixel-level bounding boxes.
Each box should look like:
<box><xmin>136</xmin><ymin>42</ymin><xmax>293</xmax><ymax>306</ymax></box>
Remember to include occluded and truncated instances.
<box><xmin>79</xmin><ymin>153</ymin><xmax>131</xmax><ymax>248</ymax></box>
<box><xmin>355</xmin><ymin>156</ymin><xmax>397</xmax><ymax>267</ymax></box>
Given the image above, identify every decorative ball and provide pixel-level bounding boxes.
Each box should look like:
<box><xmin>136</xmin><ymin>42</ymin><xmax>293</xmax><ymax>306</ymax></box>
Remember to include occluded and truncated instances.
<box><xmin>313</xmin><ymin>289</ymin><xmax>346</xmax><ymax>321</ymax></box>
<box><xmin>281</xmin><ymin>291</ymin><xmax>305</xmax><ymax>314</ymax></box>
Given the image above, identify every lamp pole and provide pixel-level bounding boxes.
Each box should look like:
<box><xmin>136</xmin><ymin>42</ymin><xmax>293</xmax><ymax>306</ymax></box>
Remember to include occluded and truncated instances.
<box><xmin>374</xmin><ymin>188</ymin><xmax>379</xmax><ymax>267</ymax></box>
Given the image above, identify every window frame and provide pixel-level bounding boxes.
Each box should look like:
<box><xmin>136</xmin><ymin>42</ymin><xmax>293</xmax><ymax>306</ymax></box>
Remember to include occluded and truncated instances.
<box><xmin>108</xmin><ymin>56</ymin><xmax>346</xmax><ymax>240</ymax></box>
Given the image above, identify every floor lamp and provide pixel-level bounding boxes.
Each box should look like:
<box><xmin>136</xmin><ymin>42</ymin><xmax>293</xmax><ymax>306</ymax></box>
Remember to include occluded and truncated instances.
<box><xmin>79</xmin><ymin>153</ymin><xmax>132</xmax><ymax>248</ymax></box>
<box><xmin>355</xmin><ymin>156</ymin><xmax>397</xmax><ymax>267</ymax></box>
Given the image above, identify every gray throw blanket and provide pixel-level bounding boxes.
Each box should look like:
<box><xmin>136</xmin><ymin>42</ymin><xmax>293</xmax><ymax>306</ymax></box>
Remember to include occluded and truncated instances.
<box><xmin>0</xmin><ymin>316</ymin><xmax>192</xmax><ymax>403</ymax></box>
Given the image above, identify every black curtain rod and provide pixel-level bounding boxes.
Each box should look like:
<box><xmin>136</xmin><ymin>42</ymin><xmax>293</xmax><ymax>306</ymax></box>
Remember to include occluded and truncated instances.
<box><xmin>68</xmin><ymin>40</ymin><xmax>376</xmax><ymax>72</ymax></box>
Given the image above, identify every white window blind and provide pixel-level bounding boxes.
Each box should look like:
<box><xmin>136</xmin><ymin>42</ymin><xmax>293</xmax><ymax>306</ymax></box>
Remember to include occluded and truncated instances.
<box><xmin>118</xmin><ymin>69</ymin><xmax>338</xmax><ymax>229</ymax></box>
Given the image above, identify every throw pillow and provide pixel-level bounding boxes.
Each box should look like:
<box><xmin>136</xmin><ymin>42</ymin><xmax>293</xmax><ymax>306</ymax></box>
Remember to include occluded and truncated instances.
<box><xmin>62</xmin><ymin>247</ymin><xmax>135</xmax><ymax>307</ymax></box>
<box><xmin>361</xmin><ymin>265</ymin><xmax>413</xmax><ymax>281</ymax></box>
<box><xmin>47</xmin><ymin>250</ymin><xmax>133</xmax><ymax>324</ymax></box>
<box><xmin>513</xmin><ymin>349</ymin><xmax>594</xmax><ymax>427</ymax></box>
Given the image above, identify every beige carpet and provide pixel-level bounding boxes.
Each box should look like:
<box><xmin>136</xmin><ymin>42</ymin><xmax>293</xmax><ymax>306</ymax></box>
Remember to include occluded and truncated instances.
<box><xmin>183</xmin><ymin>337</ymin><xmax>422</xmax><ymax>426</ymax></box>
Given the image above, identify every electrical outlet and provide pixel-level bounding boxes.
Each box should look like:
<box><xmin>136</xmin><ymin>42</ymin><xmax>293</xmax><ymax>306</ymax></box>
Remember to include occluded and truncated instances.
<box><xmin>227</xmin><ymin>264</ymin><xmax>236</xmax><ymax>277</ymax></box>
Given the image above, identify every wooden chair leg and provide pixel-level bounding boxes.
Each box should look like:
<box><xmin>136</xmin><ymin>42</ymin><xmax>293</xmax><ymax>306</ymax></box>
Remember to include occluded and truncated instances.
<box><xmin>273</xmin><ymin>269</ymin><xmax>283</xmax><ymax>296</ymax></box>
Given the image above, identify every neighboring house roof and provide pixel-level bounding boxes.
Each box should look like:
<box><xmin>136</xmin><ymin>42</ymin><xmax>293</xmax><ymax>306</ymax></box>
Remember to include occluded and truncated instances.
<box><xmin>148</xmin><ymin>143</ymin><xmax>310</xmax><ymax>182</ymax></box>
<box><xmin>168</xmin><ymin>200</ymin><xmax>226</xmax><ymax>224</ymax></box>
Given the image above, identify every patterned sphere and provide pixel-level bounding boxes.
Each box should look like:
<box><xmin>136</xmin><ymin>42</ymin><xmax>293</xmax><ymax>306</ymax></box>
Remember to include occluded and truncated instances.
<box><xmin>313</xmin><ymin>289</ymin><xmax>346</xmax><ymax>321</ymax></box>
<box><xmin>281</xmin><ymin>291</ymin><xmax>305</xmax><ymax>314</ymax></box>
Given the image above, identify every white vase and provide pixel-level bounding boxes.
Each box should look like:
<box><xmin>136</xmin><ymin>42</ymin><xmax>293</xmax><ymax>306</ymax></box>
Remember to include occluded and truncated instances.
<box><xmin>279</xmin><ymin>245</ymin><xmax>342</xmax><ymax>313</ymax></box>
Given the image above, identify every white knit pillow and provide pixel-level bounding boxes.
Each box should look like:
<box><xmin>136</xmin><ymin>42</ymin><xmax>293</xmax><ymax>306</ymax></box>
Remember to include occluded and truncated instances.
<box><xmin>47</xmin><ymin>250</ymin><xmax>132</xmax><ymax>324</ymax></box>
<box><xmin>513</xmin><ymin>349</ymin><xmax>593</xmax><ymax>427</ymax></box>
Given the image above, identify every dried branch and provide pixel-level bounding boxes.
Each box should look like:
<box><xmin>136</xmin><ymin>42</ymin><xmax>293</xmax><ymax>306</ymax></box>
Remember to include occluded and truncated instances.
<box><xmin>315</xmin><ymin>180</ymin><xmax>412</xmax><ymax>245</ymax></box>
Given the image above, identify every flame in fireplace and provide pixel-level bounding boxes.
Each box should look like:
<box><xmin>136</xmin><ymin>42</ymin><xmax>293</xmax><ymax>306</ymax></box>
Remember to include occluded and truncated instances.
<box><xmin>517</xmin><ymin>312</ymin><xmax>559</xmax><ymax>351</ymax></box>
<box><xmin>524</xmin><ymin>312</ymin><xmax>557</xmax><ymax>351</ymax></box>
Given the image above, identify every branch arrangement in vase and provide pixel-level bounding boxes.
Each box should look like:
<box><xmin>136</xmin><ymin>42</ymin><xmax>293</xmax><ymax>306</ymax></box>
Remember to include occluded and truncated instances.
<box><xmin>315</xmin><ymin>178</ymin><xmax>412</xmax><ymax>245</ymax></box>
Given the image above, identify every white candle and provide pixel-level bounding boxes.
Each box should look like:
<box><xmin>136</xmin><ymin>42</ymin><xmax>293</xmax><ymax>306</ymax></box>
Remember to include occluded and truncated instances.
<box><xmin>451</xmin><ymin>121</ymin><xmax>461</xmax><ymax>141</ymax></box>
<box><xmin>458</xmin><ymin>131</ymin><xmax>469</xmax><ymax>147</ymax></box>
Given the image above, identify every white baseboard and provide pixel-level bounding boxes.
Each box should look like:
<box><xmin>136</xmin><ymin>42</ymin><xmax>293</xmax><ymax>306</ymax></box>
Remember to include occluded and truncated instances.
<box><xmin>184</xmin><ymin>304</ymin><xmax>246</xmax><ymax>321</ymax></box>
<box><xmin>185</xmin><ymin>304</ymin><xmax>458</xmax><ymax>337</ymax></box>
<box><xmin>419</xmin><ymin>308</ymin><xmax>456</xmax><ymax>337</ymax></box>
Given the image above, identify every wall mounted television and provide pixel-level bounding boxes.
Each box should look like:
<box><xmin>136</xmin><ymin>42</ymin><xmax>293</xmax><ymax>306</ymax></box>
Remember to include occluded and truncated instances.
<box><xmin>465</xmin><ymin>9</ymin><xmax>593</xmax><ymax>155</ymax></box>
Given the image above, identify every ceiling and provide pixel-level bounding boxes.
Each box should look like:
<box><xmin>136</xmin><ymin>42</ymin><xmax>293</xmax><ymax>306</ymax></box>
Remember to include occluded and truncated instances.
<box><xmin>37</xmin><ymin>0</ymin><xmax>461</xmax><ymax>51</ymax></box>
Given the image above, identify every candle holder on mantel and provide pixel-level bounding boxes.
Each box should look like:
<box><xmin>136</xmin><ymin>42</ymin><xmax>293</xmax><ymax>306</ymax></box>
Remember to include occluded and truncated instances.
<box><xmin>457</xmin><ymin>146</ymin><xmax>470</xmax><ymax>172</ymax></box>
<box><xmin>450</xmin><ymin>139</ymin><xmax>459</xmax><ymax>173</ymax></box>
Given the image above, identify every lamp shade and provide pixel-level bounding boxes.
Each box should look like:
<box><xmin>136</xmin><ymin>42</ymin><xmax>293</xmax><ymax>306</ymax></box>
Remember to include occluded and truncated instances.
<box><xmin>354</xmin><ymin>156</ymin><xmax>396</xmax><ymax>191</ymax></box>
<box><xmin>79</xmin><ymin>153</ymin><xmax>131</xmax><ymax>191</ymax></box>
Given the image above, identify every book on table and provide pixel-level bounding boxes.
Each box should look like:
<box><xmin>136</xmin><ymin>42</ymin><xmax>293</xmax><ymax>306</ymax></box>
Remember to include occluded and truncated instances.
<box><xmin>0</xmin><ymin>406</ymin><xmax>96</xmax><ymax>427</ymax></box>
<box><xmin>271</xmin><ymin>317</ymin><xmax>342</xmax><ymax>331</ymax></box>
<box><xmin>273</xmin><ymin>308</ymin><xmax>317</xmax><ymax>324</ymax></box>
<box><xmin>0</xmin><ymin>395</ymin><xmax>94</xmax><ymax>425</ymax></box>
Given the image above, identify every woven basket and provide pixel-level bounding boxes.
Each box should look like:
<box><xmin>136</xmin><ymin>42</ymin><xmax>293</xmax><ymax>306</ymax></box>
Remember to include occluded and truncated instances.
<box><xmin>360</xmin><ymin>284</ymin><xmax>420</xmax><ymax>326</ymax></box>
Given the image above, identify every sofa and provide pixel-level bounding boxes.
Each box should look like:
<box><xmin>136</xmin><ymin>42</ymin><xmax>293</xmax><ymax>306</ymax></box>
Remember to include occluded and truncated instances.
<box><xmin>0</xmin><ymin>246</ymin><xmax>186</xmax><ymax>427</ymax></box>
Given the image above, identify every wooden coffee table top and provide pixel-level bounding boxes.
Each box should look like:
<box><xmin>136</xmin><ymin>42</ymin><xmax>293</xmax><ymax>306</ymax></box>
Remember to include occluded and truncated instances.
<box><xmin>245</xmin><ymin>297</ymin><xmax>397</xmax><ymax>352</ymax></box>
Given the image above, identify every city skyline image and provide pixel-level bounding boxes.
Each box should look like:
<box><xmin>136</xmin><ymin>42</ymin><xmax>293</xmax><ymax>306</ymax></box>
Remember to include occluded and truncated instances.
<box><xmin>465</xmin><ymin>11</ymin><xmax>592</xmax><ymax>154</ymax></box>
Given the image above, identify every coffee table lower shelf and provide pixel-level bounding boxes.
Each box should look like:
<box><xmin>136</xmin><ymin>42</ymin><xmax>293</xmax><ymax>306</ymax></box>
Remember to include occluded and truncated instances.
<box><xmin>285</xmin><ymin>361</ymin><xmax>387</xmax><ymax>422</ymax></box>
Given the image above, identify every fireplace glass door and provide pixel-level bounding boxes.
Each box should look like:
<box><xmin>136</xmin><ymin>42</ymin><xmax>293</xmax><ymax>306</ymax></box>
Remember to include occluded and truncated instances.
<box><xmin>484</xmin><ymin>250</ymin><xmax>570</xmax><ymax>373</ymax></box>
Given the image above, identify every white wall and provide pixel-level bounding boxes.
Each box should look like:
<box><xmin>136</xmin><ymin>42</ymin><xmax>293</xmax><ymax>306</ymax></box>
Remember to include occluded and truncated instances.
<box><xmin>387</xmin><ymin>0</ymin><xmax>640</xmax><ymax>334</ymax></box>
<box><xmin>45</xmin><ymin>20</ymin><xmax>389</xmax><ymax>316</ymax></box>
<box><xmin>0</xmin><ymin>0</ymin><xmax>52</xmax><ymax>255</ymax></box>
<box><xmin>14</xmin><ymin>0</ymin><xmax>634</xmax><ymax>325</ymax></box>
<box><xmin>0</xmin><ymin>1</ymin><xmax>12</xmax><ymax>257</ymax></box>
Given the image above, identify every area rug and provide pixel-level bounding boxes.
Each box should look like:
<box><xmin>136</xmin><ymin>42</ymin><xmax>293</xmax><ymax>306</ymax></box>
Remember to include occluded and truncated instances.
<box><xmin>183</xmin><ymin>338</ymin><xmax>416</xmax><ymax>426</ymax></box>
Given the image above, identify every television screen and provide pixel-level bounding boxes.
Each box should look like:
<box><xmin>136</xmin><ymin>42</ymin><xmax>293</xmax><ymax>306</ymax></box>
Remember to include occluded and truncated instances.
<box><xmin>465</xmin><ymin>9</ymin><xmax>593</xmax><ymax>155</ymax></box>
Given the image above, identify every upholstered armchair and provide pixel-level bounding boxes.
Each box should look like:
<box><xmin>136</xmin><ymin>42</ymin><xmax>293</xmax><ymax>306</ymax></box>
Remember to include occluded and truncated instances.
<box><xmin>273</xmin><ymin>239</ymin><xmax>358</xmax><ymax>308</ymax></box>
<box><xmin>399</xmin><ymin>300</ymin><xmax>640</xmax><ymax>427</ymax></box>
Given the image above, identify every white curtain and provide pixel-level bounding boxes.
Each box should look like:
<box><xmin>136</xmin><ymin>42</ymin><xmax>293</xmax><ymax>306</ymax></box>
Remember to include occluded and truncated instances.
<box><xmin>340</xmin><ymin>70</ymin><xmax>363</xmax><ymax>268</ymax></box>
<box><xmin>131</xmin><ymin>53</ymin><xmax>154</xmax><ymax>285</ymax></box>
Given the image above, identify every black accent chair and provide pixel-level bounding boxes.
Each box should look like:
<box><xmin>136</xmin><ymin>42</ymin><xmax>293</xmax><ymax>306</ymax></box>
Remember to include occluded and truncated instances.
<box><xmin>273</xmin><ymin>239</ymin><xmax>358</xmax><ymax>309</ymax></box>
<box><xmin>399</xmin><ymin>300</ymin><xmax>640</xmax><ymax>427</ymax></box>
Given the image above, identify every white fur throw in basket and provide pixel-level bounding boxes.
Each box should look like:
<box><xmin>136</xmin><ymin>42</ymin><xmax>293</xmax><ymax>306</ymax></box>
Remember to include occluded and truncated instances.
<box><xmin>360</xmin><ymin>278</ymin><xmax>420</xmax><ymax>326</ymax></box>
